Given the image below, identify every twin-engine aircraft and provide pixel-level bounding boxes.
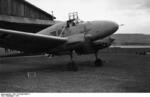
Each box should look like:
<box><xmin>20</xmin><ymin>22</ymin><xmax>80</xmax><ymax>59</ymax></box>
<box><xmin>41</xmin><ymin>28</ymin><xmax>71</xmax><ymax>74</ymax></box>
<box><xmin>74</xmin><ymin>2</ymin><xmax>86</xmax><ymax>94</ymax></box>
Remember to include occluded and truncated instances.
<box><xmin>0</xmin><ymin>14</ymin><xmax>119</xmax><ymax>71</ymax></box>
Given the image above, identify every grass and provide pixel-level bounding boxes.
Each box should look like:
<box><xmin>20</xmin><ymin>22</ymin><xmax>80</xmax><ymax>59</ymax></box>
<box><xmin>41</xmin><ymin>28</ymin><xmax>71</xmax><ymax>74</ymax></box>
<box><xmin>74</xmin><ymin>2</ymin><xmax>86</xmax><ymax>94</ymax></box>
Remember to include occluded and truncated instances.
<box><xmin>0</xmin><ymin>48</ymin><xmax>150</xmax><ymax>92</ymax></box>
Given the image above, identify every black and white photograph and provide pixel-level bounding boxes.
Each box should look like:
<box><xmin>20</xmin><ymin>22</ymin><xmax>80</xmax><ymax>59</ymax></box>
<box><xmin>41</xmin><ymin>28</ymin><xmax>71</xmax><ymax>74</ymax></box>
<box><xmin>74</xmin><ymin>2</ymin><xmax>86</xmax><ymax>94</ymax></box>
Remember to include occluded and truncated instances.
<box><xmin>0</xmin><ymin>0</ymin><xmax>150</xmax><ymax>94</ymax></box>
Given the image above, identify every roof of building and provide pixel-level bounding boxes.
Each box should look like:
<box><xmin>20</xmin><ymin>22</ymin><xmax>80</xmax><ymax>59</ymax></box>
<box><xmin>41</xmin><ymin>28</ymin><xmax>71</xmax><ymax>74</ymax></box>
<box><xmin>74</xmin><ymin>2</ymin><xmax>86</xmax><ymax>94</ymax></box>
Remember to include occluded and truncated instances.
<box><xmin>21</xmin><ymin>0</ymin><xmax>56</xmax><ymax>19</ymax></box>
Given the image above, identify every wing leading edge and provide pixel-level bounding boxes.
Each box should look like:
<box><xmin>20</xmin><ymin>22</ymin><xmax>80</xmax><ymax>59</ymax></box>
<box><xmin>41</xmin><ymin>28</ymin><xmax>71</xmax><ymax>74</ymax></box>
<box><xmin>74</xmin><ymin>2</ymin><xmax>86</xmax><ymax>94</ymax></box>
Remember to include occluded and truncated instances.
<box><xmin>0</xmin><ymin>28</ymin><xmax>68</xmax><ymax>53</ymax></box>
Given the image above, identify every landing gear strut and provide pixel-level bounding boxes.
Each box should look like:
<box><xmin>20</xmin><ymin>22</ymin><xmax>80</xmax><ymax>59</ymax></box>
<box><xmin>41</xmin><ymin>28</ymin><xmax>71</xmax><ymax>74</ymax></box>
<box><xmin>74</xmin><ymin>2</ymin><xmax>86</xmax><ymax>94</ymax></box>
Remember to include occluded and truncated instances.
<box><xmin>67</xmin><ymin>51</ymin><xmax>79</xmax><ymax>71</ymax></box>
<box><xmin>94</xmin><ymin>51</ymin><xmax>103</xmax><ymax>67</ymax></box>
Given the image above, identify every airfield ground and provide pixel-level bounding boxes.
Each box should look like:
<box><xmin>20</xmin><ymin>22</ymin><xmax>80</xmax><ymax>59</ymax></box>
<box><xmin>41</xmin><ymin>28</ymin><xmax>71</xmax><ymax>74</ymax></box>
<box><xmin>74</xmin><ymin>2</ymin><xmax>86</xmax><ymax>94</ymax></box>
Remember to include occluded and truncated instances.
<box><xmin>0</xmin><ymin>48</ymin><xmax>150</xmax><ymax>92</ymax></box>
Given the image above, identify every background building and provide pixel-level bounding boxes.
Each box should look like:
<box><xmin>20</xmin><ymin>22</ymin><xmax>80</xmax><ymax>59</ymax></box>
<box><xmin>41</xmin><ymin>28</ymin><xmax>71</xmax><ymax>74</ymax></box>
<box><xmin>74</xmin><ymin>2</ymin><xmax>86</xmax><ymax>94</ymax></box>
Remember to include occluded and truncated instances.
<box><xmin>0</xmin><ymin>0</ymin><xmax>56</xmax><ymax>56</ymax></box>
<box><xmin>0</xmin><ymin>0</ymin><xmax>56</xmax><ymax>33</ymax></box>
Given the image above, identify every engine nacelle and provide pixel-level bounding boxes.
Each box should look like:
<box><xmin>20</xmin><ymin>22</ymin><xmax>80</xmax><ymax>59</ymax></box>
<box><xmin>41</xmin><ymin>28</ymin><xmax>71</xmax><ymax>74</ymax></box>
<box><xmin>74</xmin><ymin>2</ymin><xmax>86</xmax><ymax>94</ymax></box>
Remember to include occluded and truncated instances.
<box><xmin>74</xmin><ymin>37</ymin><xmax>114</xmax><ymax>55</ymax></box>
<box><xmin>93</xmin><ymin>37</ymin><xmax>114</xmax><ymax>49</ymax></box>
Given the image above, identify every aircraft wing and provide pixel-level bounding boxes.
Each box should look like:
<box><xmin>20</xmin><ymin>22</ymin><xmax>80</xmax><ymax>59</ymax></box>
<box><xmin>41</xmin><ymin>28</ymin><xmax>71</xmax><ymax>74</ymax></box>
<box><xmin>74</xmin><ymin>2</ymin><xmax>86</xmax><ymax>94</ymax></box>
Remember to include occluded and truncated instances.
<box><xmin>0</xmin><ymin>29</ymin><xmax>67</xmax><ymax>53</ymax></box>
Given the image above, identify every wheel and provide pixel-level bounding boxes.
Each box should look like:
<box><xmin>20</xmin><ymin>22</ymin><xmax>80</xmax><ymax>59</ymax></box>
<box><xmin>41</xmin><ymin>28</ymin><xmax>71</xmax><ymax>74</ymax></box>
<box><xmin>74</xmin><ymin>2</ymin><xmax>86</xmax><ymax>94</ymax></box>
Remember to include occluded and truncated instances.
<box><xmin>67</xmin><ymin>62</ymin><xmax>79</xmax><ymax>71</ymax></box>
<box><xmin>95</xmin><ymin>59</ymin><xmax>103</xmax><ymax>67</ymax></box>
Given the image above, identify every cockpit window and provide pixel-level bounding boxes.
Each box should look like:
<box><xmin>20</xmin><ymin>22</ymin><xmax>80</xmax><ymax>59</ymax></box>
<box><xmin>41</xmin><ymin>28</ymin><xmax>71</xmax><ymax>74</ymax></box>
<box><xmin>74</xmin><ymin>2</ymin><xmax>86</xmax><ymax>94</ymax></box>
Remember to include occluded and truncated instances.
<box><xmin>51</xmin><ymin>31</ymin><xmax>57</xmax><ymax>36</ymax></box>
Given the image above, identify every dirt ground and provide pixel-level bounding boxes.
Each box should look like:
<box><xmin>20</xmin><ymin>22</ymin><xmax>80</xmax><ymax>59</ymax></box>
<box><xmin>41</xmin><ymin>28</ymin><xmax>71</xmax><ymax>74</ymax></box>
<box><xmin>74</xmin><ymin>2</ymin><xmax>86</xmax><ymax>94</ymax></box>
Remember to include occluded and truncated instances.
<box><xmin>0</xmin><ymin>48</ymin><xmax>150</xmax><ymax>92</ymax></box>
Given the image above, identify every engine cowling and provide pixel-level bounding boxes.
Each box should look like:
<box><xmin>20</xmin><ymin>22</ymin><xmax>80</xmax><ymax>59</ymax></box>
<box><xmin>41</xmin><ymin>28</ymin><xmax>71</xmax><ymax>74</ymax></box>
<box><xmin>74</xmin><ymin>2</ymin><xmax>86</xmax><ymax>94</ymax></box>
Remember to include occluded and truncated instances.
<box><xmin>74</xmin><ymin>37</ymin><xmax>115</xmax><ymax>55</ymax></box>
<box><xmin>93</xmin><ymin>37</ymin><xmax>115</xmax><ymax>49</ymax></box>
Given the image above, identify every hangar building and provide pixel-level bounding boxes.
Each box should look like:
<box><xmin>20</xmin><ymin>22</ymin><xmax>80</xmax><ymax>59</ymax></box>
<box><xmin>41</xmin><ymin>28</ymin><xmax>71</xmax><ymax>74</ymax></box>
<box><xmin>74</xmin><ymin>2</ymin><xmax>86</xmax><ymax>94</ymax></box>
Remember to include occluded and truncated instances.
<box><xmin>0</xmin><ymin>0</ymin><xmax>56</xmax><ymax>33</ymax></box>
<box><xmin>0</xmin><ymin>0</ymin><xmax>56</xmax><ymax>56</ymax></box>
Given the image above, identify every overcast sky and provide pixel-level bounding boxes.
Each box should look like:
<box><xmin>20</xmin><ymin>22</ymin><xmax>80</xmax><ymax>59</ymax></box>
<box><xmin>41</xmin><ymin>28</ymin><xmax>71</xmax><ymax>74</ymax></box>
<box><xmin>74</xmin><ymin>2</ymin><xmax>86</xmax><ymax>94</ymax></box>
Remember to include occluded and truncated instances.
<box><xmin>27</xmin><ymin>0</ymin><xmax>150</xmax><ymax>34</ymax></box>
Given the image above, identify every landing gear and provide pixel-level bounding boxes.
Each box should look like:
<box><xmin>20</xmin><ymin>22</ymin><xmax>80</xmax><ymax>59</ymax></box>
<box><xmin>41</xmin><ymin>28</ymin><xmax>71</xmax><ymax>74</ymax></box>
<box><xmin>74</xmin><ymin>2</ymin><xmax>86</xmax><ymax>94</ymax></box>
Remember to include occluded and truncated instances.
<box><xmin>94</xmin><ymin>51</ymin><xmax>103</xmax><ymax>67</ymax></box>
<box><xmin>67</xmin><ymin>51</ymin><xmax>79</xmax><ymax>71</ymax></box>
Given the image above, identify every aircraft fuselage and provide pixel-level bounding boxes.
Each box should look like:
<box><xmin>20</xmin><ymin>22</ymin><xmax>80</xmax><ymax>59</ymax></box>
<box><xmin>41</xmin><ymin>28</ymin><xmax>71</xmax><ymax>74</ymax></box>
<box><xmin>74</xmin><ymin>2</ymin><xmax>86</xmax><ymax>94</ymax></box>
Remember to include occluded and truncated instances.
<box><xmin>38</xmin><ymin>20</ymin><xmax>119</xmax><ymax>55</ymax></box>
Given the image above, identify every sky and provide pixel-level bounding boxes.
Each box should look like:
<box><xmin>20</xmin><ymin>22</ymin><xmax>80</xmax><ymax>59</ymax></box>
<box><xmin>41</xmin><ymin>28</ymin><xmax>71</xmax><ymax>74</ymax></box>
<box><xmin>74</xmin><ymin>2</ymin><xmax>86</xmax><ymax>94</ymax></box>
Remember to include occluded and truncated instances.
<box><xmin>27</xmin><ymin>0</ymin><xmax>150</xmax><ymax>34</ymax></box>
